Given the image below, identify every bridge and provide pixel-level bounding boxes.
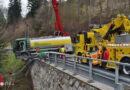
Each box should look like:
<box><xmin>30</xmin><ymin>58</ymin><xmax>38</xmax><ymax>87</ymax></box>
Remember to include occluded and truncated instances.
<box><xmin>30</xmin><ymin>52</ymin><xmax>130</xmax><ymax>90</ymax></box>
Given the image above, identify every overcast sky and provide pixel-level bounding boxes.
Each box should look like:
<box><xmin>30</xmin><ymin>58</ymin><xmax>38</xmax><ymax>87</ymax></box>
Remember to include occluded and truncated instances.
<box><xmin>0</xmin><ymin>0</ymin><xmax>28</xmax><ymax>17</ymax></box>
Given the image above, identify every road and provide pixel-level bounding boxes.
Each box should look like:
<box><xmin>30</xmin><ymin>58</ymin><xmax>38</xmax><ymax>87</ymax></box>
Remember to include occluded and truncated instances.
<box><xmin>52</xmin><ymin>56</ymin><xmax>130</xmax><ymax>90</ymax></box>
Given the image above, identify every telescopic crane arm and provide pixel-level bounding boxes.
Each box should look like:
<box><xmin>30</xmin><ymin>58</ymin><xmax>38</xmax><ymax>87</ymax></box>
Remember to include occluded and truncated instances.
<box><xmin>91</xmin><ymin>15</ymin><xmax>130</xmax><ymax>40</ymax></box>
<box><xmin>52</xmin><ymin>0</ymin><xmax>69</xmax><ymax>36</ymax></box>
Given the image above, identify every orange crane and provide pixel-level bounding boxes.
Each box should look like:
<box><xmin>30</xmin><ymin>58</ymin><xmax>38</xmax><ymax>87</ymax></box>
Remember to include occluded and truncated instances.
<box><xmin>52</xmin><ymin>0</ymin><xmax>69</xmax><ymax>36</ymax></box>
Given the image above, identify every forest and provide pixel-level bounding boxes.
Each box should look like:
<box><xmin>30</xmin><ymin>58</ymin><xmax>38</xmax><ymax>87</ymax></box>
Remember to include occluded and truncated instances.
<box><xmin>0</xmin><ymin>0</ymin><xmax>130</xmax><ymax>50</ymax></box>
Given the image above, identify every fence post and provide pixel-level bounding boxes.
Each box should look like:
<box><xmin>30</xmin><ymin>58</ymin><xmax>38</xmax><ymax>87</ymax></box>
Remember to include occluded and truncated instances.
<box><xmin>115</xmin><ymin>83</ymin><xmax>124</xmax><ymax>90</ymax></box>
<box><xmin>115</xmin><ymin>64</ymin><xmax>119</xmax><ymax>84</ymax></box>
<box><xmin>88</xmin><ymin>58</ymin><xmax>93</xmax><ymax>83</ymax></box>
<box><xmin>115</xmin><ymin>64</ymin><xmax>124</xmax><ymax>90</ymax></box>
<box><xmin>48</xmin><ymin>53</ymin><xmax>51</xmax><ymax>64</ymax></box>
<box><xmin>62</xmin><ymin>55</ymin><xmax>66</xmax><ymax>70</ymax></box>
<box><xmin>73</xmin><ymin>56</ymin><xmax>77</xmax><ymax>75</ymax></box>
<box><xmin>54</xmin><ymin>53</ymin><xmax>57</xmax><ymax>67</ymax></box>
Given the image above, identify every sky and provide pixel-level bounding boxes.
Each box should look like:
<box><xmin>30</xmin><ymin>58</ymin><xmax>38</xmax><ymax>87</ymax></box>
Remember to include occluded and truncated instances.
<box><xmin>0</xmin><ymin>0</ymin><xmax>68</xmax><ymax>17</ymax></box>
<box><xmin>0</xmin><ymin>0</ymin><xmax>28</xmax><ymax>17</ymax></box>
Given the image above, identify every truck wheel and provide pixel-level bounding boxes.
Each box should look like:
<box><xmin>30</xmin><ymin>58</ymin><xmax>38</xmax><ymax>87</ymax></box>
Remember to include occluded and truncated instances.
<box><xmin>121</xmin><ymin>58</ymin><xmax>130</xmax><ymax>75</ymax></box>
<box><xmin>21</xmin><ymin>53</ymin><xmax>29</xmax><ymax>61</ymax></box>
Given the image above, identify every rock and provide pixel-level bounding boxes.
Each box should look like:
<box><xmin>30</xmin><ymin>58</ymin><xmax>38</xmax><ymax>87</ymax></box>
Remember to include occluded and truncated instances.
<box><xmin>69</xmin><ymin>78</ymin><xmax>74</xmax><ymax>86</ymax></box>
<box><xmin>89</xmin><ymin>87</ymin><xmax>95</xmax><ymax>90</ymax></box>
<box><xmin>72</xmin><ymin>86</ymin><xmax>77</xmax><ymax>90</ymax></box>
<box><xmin>68</xmin><ymin>86</ymin><xmax>73</xmax><ymax>90</ymax></box>
<box><xmin>62</xmin><ymin>84</ymin><xmax>68</xmax><ymax>90</ymax></box>
<box><xmin>78</xmin><ymin>86</ymin><xmax>83</xmax><ymax>90</ymax></box>
<box><xmin>75</xmin><ymin>81</ymin><xmax>79</xmax><ymax>88</ymax></box>
<box><xmin>67</xmin><ymin>75</ymin><xmax>70</xmax><ymax>80</ymax></box>
<box><xmin>63</xmin><ymin>78</ymin><xmax>68</xmax><ymax>85</ymax></box>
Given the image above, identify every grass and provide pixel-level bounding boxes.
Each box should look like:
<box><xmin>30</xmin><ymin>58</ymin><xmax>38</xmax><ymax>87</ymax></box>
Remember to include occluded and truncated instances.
<box><xmin>0</xmin><ymin>54</ymin><xmax>33</xmax><ymax>90</ymax></box>
<box><xmin>0</xmin><ymin>54</ymin><xmax>26</xmax><ymax>74</ymax></box>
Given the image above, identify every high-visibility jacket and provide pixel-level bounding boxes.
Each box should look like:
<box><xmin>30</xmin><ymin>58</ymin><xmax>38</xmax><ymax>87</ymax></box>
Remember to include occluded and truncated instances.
<box><xmin>60</xmin><ymin>47</ymin><xmax>65</xmax><ymax>53</ymax></box>
<box><xmin>102</xmin><ymin>50</ymin><xmax>109</xmax><ymax>60</ymax></box>
<box><xmin>89</xmin><ymin>52</ymin><xmax>99</xmax><ymax>65</ymax></box>
<box><xmin>97</xmin><ymin>50</ymin><xmax>101</xmax><ymax>58</ymax></box>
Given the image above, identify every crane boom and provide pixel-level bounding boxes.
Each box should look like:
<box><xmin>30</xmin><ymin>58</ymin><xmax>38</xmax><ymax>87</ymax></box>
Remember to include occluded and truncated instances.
<box><xmin>52</xmin><ymin>0</ymin><xmax>69</xmax><ymax>36</ymax></box>
<box><xmin>91</xmin><ymin>15</ymin><xmax>130</xmax><ymax>40</ymax></box>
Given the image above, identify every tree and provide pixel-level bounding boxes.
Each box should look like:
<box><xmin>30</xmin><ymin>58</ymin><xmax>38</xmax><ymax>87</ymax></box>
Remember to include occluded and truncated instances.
<box><xmin>7</xmin><ymin>0</ymin><xmax>21</xmax><ymax>24</ymax></box>
<box><xmin>27</xmin><ymin>0</ymin><xmax>43</xmax><ymax>17</ymax></box>
<box><xmin>0</xmin><ymin>9</ymin><xmax>6</xmax><ymax>60</ymax></box>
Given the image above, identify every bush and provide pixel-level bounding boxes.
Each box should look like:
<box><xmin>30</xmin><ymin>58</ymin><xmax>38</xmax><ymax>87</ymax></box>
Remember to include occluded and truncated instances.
<box><xmin>0</xmin><ymin>54</ymin><xmax>26</xmax><ymax>74</ymax></box>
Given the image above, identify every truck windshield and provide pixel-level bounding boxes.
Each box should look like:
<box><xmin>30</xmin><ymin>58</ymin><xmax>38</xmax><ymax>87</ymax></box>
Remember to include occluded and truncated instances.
<box><xmin>15</xmin><ymin>40</ymin><xmax>25</xmax><ymax>51</ymax></box>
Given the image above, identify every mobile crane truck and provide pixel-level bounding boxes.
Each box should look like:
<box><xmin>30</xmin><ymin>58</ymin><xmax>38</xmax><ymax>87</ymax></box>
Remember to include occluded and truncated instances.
<box><xmin>74</xmin><ymin>15</ymin><xmax>130</xmax><ymax>75</ymax></box>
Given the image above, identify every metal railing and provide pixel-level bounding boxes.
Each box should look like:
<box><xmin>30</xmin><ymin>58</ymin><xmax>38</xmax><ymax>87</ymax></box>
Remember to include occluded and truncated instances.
<box><xmin>43</xmin><ymin>52</ymin><xmax>130</xmax><ymax>90</ymax></box>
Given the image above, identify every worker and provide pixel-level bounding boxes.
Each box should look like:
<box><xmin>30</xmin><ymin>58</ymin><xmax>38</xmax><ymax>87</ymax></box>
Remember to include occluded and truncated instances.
<box><xmin>89</xmin><ymin>47</ymin><xmax>99</xmax><ymax>66</ymax></box>
<box><xmin>36</xmin><ymin>48</ymin><xmax>40</xmax><ymax>53</ymax></box>
<box><xmin>101</xmin><ymin>46</ymin><xmax>109</xmax><ymax>68</ymax></box>
<box><xmin>60</xmin><ymin>47</ymin><xmax>66</xmax><ymax>53</ymax></box>
<box><xmin>60</xmin><ymin>47</ymin><xmax>66</xmax><ymax>59</ymax></box>
<box><xmin>95</xmin><ymin>45</ymin><xmax>101</xmax><ymax>59</ymax></box>
<box><xmin>57</xmin><ymin>46</ymin><xmax>61</xmax><ymax>52</ymax></box>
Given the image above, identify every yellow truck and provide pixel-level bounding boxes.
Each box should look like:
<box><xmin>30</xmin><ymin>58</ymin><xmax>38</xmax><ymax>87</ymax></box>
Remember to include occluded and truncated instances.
<box><xmin>74</xmin><ymin>15</ymin><xmax>130</xmax><ymax>75</ymax></box>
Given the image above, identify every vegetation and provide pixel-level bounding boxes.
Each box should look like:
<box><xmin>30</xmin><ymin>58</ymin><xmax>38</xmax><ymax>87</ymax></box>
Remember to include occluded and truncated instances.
<box><xmin>0</xmin><ymin>5</ymin><xmax>25</xmax><ymax>74</ymax></box>
<box><xmin>8</xmin><ymin>0</ymin><xmax>21</xmax><ymax>24</ymax></box>
<box><xmin>0</xmin><ymin>8</ymin><xmax>6</xmax><ymax>61</ymax></box>
<box><xmin>4</xmin><ymin>0</ymin><xmax>130</xmax><ymax>40</ymax></box>
<box><xmin>0</xmin><ymin>31</ymin><xmax>5</xmax><ymax>60</ymax></box>
<box><xmin>0</xmin><ymin>54</ymin><xmax>25</xmax><ymax>73</ymax></box>
<box><xmin>27</xmin><ymin>0</ymin><xmax>43</xmax><ymax>17</ymax></box>
<box><xmin>25</xmin><ymin>0</ymin><xmax>130</xmax><ymax>37</ymax></box>
<box><xmin>0</xmin><ymin>54</ymin><xmax>32</xmax><ymax>90</ymax></box>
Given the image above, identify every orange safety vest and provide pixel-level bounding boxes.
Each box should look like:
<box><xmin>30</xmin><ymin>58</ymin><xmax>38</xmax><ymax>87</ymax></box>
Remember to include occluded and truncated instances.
<box><xmin>97</xmin><ymin>50</ymin><xmax>102</xmax><ymax>58</ymax></box>
<box><xmin>90</xmin><ymin>52</ymin><xmax>99</xmax><ymax>65</ymax></box>
<box><xmin>36</xmin><ymin>48</ymin><xmax>40</xmax><ymax>53</ymax></box>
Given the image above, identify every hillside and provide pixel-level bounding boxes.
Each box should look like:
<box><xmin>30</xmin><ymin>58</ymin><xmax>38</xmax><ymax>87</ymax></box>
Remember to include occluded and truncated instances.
<box><xmin>5</xmin><ymin>0</ymin><xmax>130</xmax><ymax>41</ymax></box>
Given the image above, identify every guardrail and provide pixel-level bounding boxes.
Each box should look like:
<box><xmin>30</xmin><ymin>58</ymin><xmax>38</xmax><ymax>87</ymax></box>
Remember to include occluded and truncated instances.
<box><xmin>42</xmin><ymin>52</ymin><xmax>130</xmax><ymax>90</ymax></box>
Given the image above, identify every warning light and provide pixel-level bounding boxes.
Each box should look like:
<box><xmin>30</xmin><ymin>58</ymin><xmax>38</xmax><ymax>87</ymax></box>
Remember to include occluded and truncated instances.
<box><xmin>0</xmin><ymin>76</ymin><xmax>4</xmax><ymax>87</ymax></box>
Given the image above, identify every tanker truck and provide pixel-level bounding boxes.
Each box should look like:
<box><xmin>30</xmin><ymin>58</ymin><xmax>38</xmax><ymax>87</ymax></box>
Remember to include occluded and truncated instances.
<box><xmin>12</xmin><ymin>36</ymin><xmax>73</xmax><ymax>59</ymax></box>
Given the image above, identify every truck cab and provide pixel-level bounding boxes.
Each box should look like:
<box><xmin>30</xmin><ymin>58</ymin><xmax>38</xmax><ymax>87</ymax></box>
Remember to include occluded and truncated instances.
<box><xmin>12</xmin><ymin>38</ymin><xmax>29</xmax><ymax>58</ymax></box>
<box><xmin>74</xmin><ymin>31</ymin><xmax>97</xmax><ymax>63</ymax></box>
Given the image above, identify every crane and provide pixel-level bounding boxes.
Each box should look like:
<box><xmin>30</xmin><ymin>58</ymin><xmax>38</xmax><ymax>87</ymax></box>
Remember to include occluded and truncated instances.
<box><xmin>91</xmin><ymin>15</ymin><xmax>130</xmax><ymax>42</ymax></box>
<box><xmin>52</xmin><ymin>0</ymin><xmax>69</xmax><ymax>36</ymax></box>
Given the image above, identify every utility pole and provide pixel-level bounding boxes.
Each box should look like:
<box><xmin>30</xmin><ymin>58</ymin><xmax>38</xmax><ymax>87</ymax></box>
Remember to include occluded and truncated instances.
<box><xmin>25</xmin><ymin>21</ymin><xmax>30</xmax><ymax>38</ymax></box>
<box><xmin>99</xmin><ymin>0</ymin><xmax>103</xmax><ymax>26</ymax></box>
<box><xmin>88</xmin><ymin>0</ymin><xmax>91</xmax><ymax>30</ymax></box>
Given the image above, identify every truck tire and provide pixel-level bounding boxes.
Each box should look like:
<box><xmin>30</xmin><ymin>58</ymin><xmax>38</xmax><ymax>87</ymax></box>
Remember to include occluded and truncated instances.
<box><xmin>21</xmin><ymin>52</ymin><xmax>29</xmax><ymax>61</ymax></box>
<box><xmin>121</xmin><ymin>57</ymin><xmax>130</xmax><ymax>75</ymax></box>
